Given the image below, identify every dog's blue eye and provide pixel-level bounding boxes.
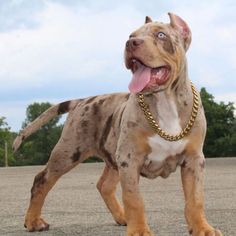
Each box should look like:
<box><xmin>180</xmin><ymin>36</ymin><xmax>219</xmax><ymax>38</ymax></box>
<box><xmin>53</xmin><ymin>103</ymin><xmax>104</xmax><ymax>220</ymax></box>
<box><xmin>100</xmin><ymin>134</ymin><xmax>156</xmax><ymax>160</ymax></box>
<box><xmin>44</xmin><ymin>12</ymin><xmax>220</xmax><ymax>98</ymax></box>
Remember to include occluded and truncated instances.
<box><xmin>156</xmin><ymin>32</ymin><xmax>166</xmax><ymax>39</ymax></box>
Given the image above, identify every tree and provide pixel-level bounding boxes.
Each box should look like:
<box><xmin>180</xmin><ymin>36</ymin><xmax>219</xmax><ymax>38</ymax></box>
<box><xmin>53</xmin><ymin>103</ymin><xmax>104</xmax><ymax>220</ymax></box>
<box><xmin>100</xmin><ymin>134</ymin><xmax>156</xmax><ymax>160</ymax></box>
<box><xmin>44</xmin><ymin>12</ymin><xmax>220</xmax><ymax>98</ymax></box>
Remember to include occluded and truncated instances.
<box><xmin>14</xmin><ymin>103</ymin><xmax>63</xmax><ymax>165</ymax></box>
<box><xmin>200</xmin><ymin>88</ymin><xmax>236</xmax><ymax>157</ymax></box>
<box><xmin>0</xmin><ymin>117</ymin><xmax>16</xmax><ymax>166</ymax></box>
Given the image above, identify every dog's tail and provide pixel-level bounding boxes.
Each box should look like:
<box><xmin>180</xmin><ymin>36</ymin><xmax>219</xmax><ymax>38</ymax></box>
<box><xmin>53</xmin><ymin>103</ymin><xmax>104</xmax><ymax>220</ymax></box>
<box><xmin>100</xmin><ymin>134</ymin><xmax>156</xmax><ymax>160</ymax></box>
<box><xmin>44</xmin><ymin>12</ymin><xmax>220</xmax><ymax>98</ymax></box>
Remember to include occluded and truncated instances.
<box><xmin>12</xmin><ymin>99</ymin><xmax>81</xmax><ymax>152</ymax></box>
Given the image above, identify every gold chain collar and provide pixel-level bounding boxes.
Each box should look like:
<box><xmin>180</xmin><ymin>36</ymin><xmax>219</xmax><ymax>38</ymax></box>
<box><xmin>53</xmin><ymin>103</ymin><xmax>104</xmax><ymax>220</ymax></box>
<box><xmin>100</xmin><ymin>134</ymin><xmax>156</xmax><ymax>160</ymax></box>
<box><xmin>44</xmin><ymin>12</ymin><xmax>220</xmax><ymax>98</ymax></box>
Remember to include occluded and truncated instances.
<box><xmin>137</xmin><ymin>82</ymin><xmax>199</xmax><ymax>141</ymax></box>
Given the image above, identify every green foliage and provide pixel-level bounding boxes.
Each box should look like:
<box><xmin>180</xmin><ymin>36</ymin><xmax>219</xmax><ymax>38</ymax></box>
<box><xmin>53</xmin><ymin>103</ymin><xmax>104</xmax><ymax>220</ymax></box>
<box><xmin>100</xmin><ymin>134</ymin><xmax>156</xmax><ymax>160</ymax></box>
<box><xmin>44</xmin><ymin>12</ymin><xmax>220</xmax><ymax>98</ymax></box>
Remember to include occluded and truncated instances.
<box><xmin>0</xmin><ymin>117</ymin><xmax>16</xmax><ymax>167</ymax></box>
<box><xmin>84</xmin><ymin>156</ymin><xmax>103</xmax><ymax>163</ymax></box>
<box><xmin>200</xmin><ymin>88</ymin><xmax>236</xmax><ymax>157</ymax></box>
<box><xmin>14</xmin><ymin>103</ymin><xmax>63</xmax><ymax>166</ymax></box>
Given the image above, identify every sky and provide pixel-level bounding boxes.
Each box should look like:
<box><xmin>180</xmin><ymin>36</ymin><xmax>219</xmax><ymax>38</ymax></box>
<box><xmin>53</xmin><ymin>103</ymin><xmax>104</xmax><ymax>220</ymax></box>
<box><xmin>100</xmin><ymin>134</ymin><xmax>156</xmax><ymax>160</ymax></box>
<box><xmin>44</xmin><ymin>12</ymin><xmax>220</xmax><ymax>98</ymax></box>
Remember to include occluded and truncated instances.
<box><xmin>0</xmin><ymin>0</ymin><xmax>235</xmax><ymax>132</ymax></box>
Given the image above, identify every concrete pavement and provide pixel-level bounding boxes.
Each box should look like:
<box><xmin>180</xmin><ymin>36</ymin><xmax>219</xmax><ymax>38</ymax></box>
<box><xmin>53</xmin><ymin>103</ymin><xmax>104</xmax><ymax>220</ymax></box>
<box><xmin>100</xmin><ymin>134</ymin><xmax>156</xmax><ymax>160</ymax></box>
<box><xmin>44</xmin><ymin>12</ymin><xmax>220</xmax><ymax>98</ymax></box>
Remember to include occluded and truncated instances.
<box><xmin>0</xmin><ymin>158</ymin><xmax>235</xmax><ymax>235</ymax></box>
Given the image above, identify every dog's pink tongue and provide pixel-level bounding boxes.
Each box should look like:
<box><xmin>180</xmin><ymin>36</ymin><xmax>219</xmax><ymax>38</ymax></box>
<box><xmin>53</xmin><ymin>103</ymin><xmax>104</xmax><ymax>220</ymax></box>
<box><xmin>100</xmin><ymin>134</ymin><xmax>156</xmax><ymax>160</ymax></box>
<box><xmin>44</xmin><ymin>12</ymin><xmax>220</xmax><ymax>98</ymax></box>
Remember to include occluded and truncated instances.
<box><xmin>128</xmin><ymin>65</ymin><xmax>151</xmax><ymax>93</ymax></box>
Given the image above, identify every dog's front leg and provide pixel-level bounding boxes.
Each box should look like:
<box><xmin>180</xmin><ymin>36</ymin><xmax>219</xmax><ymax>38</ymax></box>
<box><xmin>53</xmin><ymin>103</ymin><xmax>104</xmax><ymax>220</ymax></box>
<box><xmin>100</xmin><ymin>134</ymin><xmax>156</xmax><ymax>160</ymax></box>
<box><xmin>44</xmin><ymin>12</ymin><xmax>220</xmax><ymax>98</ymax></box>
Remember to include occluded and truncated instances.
<box><xmin>118</xmin><ymin>159</ymin><xmax>154</xmax><ymax>236</ymax></box>
<box><xmin>181</xmin><ymin>152</ymin><xmax>222</xmax><ymax>236</ymax></box>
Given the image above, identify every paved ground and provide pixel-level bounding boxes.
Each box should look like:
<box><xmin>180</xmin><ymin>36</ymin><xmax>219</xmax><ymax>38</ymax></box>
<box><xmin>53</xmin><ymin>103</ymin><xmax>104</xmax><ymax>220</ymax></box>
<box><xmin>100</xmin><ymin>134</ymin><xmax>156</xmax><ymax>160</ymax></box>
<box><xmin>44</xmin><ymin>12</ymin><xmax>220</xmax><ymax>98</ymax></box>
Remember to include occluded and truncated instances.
<box><xmin>0</xmin><ymin>158</ymin><xmax>235</xmax><ymax>236</ymax></box>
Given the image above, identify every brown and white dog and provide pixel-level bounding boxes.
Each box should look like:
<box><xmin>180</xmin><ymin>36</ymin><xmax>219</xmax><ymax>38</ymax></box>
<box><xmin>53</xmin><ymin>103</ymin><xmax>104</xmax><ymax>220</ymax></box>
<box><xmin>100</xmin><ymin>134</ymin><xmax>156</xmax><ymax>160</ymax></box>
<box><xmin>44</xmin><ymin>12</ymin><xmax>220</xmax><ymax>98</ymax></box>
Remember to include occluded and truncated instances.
<box><xmin>13</xmin><ymin>13</ymin><xmax>222</xmax><ymax>236</ymax></box>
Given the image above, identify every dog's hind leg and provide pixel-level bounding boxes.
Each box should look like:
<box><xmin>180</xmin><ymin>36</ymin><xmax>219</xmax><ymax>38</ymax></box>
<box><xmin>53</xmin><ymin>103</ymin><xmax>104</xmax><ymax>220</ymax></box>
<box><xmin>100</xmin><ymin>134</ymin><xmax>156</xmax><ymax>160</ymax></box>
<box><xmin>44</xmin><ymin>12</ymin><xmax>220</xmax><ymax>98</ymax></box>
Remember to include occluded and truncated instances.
<box><xmin>97</xmin><ymin>165</ymin><xmax>126</xmax><ymax>226</ymax></box>
<box><xmin>24</xmin><ymin>139</ymin><xmax>85</xmax><ymax>232</ymax></box>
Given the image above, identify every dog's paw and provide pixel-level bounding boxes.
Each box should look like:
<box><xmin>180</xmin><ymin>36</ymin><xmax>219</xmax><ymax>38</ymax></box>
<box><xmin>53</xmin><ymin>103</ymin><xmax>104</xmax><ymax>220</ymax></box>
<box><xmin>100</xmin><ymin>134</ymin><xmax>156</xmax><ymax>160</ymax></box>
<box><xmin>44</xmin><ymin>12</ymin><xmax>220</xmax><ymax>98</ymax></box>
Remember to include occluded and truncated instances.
<box><xmin>114</xmin><ymin>215</ymin><xmax>127</xmax><ymax>226</ymax></box>
<box><xmin>190</xmin><ymin>228</ymin><xmax>223</xmax><ymax>236</ymax></box>
<box><xmin>24</xmin><ymin>218</ymin><xmax>49</xmax><ymax>232</ymax></box>
<box><xmin>127</xmin><ymin>227</ymin><xmax>154</xmax><ymax>236</ymax></box>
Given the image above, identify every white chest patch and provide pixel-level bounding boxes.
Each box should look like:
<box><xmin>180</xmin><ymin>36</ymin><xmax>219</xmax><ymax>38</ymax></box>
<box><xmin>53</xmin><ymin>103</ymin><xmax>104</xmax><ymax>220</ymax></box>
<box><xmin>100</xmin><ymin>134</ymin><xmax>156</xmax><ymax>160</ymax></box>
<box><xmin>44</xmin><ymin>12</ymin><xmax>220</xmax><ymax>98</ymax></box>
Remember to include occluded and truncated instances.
<box><xmin>148</xmin><ymin>135</ymin><xmax>186</xmax><ymax>162</ymax></box>
<box><xmin>142</xmin><ymin>94</ymin><xmax>187</xmax><ymax>178</ymax></box>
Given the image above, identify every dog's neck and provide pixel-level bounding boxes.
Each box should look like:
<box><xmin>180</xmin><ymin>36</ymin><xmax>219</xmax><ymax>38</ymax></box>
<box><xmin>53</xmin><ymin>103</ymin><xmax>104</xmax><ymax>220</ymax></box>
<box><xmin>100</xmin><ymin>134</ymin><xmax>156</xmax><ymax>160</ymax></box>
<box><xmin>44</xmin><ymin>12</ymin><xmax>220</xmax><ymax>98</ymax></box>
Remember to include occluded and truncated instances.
<box><xmin>139</xmin><ymin>64</ymin><xmax>193</xmax><ymax>133</ymax></box>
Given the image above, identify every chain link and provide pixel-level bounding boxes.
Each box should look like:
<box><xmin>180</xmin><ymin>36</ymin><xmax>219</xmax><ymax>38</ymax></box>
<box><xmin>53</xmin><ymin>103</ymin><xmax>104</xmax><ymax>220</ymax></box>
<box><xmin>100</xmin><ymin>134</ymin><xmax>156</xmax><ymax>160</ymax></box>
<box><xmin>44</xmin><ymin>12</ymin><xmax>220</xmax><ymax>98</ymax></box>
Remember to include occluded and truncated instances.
<box><xmin>137</xmin><ymin>83</ymin><xmax>199</xmax><ymax>141</ymax></box>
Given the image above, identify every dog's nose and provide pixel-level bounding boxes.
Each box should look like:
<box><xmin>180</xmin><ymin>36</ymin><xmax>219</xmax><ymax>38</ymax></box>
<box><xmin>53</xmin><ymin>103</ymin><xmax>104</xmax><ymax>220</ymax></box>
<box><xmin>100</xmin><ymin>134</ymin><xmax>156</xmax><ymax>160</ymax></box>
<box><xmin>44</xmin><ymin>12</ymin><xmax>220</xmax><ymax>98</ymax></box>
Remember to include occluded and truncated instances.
<box><xmin>126</xmin><ymin>38</ymin><xmax>144</xmax><ymax>51</ymax></box>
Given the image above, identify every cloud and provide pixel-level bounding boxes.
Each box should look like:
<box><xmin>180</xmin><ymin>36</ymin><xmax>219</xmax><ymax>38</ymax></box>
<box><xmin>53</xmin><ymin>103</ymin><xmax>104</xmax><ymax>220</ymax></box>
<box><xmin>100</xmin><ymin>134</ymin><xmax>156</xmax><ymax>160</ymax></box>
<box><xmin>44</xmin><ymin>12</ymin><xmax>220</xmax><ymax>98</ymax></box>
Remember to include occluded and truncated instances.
<box><xmin>215</xmin><ymin>92</ymin><xmax>236</xmax><ymax>104</ymax></box>
<box><xmin>1</xmin><ymin>1</ymin><xmax>235</xmax><ymax>93</ymax></box>
<box><xmin>0</xmin><ymin>1</ymin><xmax>143</xmax><ymax>95</ymax></box>
<box><xmin>0</xmin><ymin>0</ymin><xmax>44</xmax><ymax>32</ymax></box>
<box><xmin>157</xmin><ymin>1</ymin><xmax>234</xmax><ymax>88</ymax></box>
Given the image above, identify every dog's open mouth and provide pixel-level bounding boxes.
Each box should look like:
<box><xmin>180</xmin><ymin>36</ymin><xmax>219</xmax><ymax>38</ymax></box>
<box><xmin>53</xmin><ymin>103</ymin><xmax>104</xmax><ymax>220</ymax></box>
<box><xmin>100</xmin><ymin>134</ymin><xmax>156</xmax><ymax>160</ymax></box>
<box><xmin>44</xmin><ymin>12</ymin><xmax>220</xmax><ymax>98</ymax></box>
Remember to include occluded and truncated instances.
<box><xmin>128</xmin><ymin>59</ymin><xmax>170</xmax><ymax>93</ymax></box>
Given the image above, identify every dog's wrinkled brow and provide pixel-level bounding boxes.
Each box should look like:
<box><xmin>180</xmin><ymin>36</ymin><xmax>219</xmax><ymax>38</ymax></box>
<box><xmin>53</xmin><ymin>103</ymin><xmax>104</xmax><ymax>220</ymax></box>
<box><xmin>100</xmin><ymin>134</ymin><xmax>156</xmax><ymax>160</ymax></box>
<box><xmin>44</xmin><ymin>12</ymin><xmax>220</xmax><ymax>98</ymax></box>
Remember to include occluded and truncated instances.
<box><xmin>132</xmin><ymin>25</ymin><xmax>167</xmax><ymax>38</ymax></box>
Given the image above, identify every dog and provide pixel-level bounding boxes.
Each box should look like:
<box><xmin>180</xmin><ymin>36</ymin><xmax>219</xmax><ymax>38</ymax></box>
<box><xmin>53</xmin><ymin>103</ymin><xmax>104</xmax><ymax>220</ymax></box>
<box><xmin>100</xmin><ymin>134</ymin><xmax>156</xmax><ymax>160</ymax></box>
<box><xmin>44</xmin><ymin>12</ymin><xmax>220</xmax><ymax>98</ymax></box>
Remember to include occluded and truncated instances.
<box><xmin>13</xmin><ymin>13</ymin><xmax>222</xmax><ymax>236</ymax></box>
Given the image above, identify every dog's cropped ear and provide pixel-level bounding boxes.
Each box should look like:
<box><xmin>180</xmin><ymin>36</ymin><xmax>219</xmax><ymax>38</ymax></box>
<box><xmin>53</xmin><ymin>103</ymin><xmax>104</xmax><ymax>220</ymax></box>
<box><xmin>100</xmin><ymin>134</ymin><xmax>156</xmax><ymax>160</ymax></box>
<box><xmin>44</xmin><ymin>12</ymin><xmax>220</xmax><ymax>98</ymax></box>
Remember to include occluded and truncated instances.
<box><xmin>168</xmin><ymin>13</ymin><xmax>192</xmax><ymax>51</ymax></box>
<box><xmin>145</xmin><ymin>16</ymin><xmax>153</xmax><ymax>24</ymax></box>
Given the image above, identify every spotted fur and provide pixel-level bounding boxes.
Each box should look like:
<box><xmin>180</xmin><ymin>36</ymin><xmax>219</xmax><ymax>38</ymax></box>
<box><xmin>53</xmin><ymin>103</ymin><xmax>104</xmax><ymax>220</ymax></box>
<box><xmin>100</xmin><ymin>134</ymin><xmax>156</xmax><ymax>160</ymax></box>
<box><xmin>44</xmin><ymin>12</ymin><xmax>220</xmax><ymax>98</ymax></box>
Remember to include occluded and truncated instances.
<box><xmin>13</xmin><ymin>13</ymin><xmax>222</xmax><ymax>236</ymax></box>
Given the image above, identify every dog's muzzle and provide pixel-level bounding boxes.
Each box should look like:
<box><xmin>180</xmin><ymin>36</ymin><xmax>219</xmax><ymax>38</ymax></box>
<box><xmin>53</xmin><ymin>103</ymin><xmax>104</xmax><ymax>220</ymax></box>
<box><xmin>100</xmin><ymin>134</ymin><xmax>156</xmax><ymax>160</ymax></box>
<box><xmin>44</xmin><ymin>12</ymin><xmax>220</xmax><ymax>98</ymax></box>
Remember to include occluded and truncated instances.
<box><xmin>126</xmin><ymin>38</ymin><xmax>144</xmax><ymax>52</ymax></box>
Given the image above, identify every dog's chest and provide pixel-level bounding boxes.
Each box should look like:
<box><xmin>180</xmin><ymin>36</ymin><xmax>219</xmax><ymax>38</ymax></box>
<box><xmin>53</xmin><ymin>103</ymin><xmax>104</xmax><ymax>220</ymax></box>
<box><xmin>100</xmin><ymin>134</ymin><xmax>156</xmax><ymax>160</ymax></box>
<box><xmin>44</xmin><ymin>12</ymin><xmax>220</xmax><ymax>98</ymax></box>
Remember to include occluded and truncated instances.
<box><xmin>140</xmin><ymin>96</ymin><xmax>187</xmax><ymax>179</ymax></box>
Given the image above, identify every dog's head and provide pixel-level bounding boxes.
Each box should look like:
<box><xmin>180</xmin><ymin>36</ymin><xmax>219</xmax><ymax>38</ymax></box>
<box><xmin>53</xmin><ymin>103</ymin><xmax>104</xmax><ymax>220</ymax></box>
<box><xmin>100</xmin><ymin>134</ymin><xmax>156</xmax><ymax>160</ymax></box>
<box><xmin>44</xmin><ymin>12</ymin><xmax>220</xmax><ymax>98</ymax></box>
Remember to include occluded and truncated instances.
<box><xmin>125</xmin><ymin>13</ymin><xmax>191</xmax><ymax>94</ymax></box>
